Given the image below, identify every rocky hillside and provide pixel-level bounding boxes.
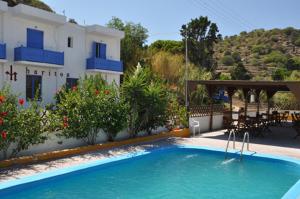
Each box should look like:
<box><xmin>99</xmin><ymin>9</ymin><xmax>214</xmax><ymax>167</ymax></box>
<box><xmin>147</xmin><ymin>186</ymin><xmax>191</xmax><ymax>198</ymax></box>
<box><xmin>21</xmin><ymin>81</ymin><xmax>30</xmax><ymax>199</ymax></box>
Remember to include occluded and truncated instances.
<box><xmin>215</xmin><ymin>28</ymin><xmax>300</xmax><ymax>79</ymax></box>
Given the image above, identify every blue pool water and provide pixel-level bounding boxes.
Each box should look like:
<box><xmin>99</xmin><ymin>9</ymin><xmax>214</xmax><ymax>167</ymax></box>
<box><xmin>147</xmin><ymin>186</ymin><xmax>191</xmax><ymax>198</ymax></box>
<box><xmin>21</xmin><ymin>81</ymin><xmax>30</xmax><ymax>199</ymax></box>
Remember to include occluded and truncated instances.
<box><xmin>1</xmin><ymin>147</ymin><xmax>300</xmax><ymax>199</ymax></box>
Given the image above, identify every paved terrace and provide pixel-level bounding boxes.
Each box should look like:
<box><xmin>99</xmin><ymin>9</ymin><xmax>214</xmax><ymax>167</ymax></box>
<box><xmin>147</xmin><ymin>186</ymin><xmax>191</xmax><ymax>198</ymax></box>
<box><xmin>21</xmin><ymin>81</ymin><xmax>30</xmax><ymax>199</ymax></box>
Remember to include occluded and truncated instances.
<box><xmin>0</xmin><ymin>126</ymin><xmax>299</xmax><ymax>183</ymax></box>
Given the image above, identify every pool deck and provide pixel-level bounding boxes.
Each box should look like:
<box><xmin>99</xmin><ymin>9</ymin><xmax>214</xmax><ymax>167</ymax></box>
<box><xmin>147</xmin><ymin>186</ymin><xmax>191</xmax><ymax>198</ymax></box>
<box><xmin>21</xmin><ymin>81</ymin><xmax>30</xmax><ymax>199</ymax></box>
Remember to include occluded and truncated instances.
<box><xmin>0</xmin><ymin>126</ymin><xmax>300</xmax><ymax>183</ymax></box>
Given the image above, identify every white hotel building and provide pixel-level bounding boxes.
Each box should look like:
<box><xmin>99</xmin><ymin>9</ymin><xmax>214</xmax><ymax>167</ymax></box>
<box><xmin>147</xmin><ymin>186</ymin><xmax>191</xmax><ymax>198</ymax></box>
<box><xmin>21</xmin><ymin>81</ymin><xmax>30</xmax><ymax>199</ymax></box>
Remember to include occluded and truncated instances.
<box><xmin>0</xmin><ymin>1</ymin><xmax>124</xmax><ymax>104</ymax></box>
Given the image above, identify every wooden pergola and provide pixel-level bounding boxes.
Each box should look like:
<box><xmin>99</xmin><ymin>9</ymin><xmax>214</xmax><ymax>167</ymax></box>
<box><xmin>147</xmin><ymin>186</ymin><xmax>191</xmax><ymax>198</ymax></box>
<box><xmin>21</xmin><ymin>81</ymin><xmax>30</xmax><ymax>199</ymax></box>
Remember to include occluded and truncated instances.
<box><xmin>187</xmin><ymin>80</ymin><xmax>300</xmax><ymax>131</ymax></box>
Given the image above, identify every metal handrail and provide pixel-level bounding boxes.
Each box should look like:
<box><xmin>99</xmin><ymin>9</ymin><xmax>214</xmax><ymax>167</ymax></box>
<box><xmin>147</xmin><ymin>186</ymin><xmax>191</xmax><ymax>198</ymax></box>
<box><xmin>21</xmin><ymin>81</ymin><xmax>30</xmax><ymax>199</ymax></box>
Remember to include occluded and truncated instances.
<box><xmin>225</xmin><ymin>131</ymin><xmax>236</xmax><ymax>158</ymax></box>
<box><xmin>240</xmin><ymin>132</ymin><xmax>250</xmax><ymax>159</ymax></box>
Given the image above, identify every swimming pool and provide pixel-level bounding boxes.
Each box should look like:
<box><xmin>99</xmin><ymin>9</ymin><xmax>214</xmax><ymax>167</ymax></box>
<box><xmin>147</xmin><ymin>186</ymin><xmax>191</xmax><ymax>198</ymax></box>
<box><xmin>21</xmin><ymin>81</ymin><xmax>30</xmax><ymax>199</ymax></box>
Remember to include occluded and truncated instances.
<box><xmin>0</xmin><ymin>145</ymin><xmax>300</xmax><ymax>199</ymax></box>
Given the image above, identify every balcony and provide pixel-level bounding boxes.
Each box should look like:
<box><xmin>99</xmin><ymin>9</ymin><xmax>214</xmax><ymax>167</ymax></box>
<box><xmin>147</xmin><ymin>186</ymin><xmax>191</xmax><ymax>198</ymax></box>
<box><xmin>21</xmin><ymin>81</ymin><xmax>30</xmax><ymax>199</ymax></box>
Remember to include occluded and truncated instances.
<box><xmin>0</xmin><ymin>43</ymin><xmax>6</xmax><ymax>60</ymax></box>
<box><xmin>86</xmin><ymin>57</ymin><xmax>123</xmax><ymax>73</ymax></box>
<box><xmin>14</xmin><ymin>47</ymin><xmax>64</xmax><ymax>67</ymax></box>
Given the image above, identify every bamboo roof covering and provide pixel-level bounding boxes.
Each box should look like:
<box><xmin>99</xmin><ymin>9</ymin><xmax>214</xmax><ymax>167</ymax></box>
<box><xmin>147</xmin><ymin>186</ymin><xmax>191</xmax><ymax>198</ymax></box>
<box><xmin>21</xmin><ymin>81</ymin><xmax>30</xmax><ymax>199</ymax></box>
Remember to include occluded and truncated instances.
<box><xmin>187</xmin><ymin>80</ymin><xmax>300</xmax><ymax>102</ymax></box>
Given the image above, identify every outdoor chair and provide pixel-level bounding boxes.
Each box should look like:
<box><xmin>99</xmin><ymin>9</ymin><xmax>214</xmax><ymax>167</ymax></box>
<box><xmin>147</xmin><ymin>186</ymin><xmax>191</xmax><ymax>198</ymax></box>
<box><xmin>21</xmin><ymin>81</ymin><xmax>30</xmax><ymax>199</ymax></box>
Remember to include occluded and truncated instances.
<box><xmin>280</xmin><ymin>111</ymin><xmax>290</xmax><ymax>125</ymax></box>
<box><xmin>191</xmin><ymin>119</ymin><xmax>200</xmax><ymax>136</ymax></box>
<box><xmin>291</xmin><ymin>113</ymin><xmax>300</xmax><ymax>139</ymax></box>
<box><xmin>223</xmin><ymin>116</ymin><xmax>237</xmax><ymax>135</ymax></box>
<box><xmin>235</xmin><ymin>115</ymin><xmax>250</xmax><ymax>137</ymax></box>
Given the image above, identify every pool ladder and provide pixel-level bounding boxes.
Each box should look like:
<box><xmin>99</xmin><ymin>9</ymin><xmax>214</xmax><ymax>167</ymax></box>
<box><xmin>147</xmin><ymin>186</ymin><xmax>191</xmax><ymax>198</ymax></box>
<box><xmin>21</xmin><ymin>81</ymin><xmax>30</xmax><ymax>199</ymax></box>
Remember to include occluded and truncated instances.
<box><xmin>225</xmin><ymin>131</ymin><xmax>250</xmax><ymax>160</ymax></box>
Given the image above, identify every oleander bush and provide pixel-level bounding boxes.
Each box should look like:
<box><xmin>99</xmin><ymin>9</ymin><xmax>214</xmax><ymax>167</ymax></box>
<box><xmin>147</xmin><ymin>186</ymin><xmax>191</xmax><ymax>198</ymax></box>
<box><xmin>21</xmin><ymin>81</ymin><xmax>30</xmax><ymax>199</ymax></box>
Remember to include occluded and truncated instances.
<box><xmin>52</xmin><ymin>75</ymin><xmax>128</xmax><ymax>144</ymax></box>
<box><xmin>0</xmin><ymin>72</ymin><xmax>184</xmax><ymax>160</ymax></box>
<box><xmin>0</xmin><ymin>87</ymin><xmax>47</xmax><ymax>159</ymax></box>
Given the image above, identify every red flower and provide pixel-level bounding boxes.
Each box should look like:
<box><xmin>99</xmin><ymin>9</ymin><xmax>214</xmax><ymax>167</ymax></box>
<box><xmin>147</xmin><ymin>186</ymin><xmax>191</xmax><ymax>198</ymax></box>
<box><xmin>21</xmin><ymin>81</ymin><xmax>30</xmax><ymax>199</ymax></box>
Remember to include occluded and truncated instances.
<box><xmin>19</xmin><ymin>98</ymin><xmax>25</xmax><ymax>106</ymax></box>
<box><xmin>63</xmin><ymin>116</ymin><xmax>68</xmax><ymax>122</ymax></box>
<box><xmin>104</xmin><ymin>90</ymin><xmax>110</xmax><ymax>95</ymax></box>
<box><xmin>63</xmin><ymin>122</ymin><xmax>69</xmax><ymax>128</ymax></box>
<box><xmin>1</xmin><ymin>131</ymin><xmax>7</xmax><ymax>140</ymax></box>
<box><xmin>0</xmin><ymin>95</ymin><xmax>5</xmax><ymax>103</ymax></box>
<box><xmin>1</xmin><ymin>112</ymin><xmax>8</xmax><ymax>117</ymax></box>
<box><xmin>72</xmin><ymin>86</ymin><xmax>77</xmax><ymax>91</ymax></box>
<box><xmin>0</xmin><ymin>118</ymin><xmax>3</xmax><ymax>125</ymax></box>
<box><xmin>95</xmin><ymin>90</ymin><xmax>100</xmax><ymax>95</ymax></box>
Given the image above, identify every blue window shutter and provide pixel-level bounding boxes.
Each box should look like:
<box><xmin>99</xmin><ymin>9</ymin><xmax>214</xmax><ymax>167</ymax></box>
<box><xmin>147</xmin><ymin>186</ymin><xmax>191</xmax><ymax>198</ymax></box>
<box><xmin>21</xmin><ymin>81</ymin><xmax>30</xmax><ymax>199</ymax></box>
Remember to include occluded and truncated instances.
<box><xmin>27</xmin><ymin>28</ymin><xmax>44</xmax><ymax>49</ymax></box>
<box><xmin>100</xmin><ymin>43</ymin><xmax>106</xmax><ymax>59</ymax></box>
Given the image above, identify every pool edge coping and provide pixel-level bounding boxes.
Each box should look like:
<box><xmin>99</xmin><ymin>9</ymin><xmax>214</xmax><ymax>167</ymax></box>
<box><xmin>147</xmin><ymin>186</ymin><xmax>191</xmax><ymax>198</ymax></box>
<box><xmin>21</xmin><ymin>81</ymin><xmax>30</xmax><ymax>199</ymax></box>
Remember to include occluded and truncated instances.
<box><xmin>0</xmin><ymin>144</ymin><xmax>299</xmax><ymax>199</ymax></box>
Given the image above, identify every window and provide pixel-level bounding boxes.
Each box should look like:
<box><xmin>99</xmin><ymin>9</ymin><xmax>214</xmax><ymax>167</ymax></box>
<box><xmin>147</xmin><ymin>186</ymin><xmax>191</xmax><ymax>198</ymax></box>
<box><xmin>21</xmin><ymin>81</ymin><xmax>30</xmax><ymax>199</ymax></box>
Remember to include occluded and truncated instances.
<box><xmin>66</xmin><ymin>78</ymin><xmax>78</xmax><ymax>90</ymax></box>
<box><xmin>67</xmin><ymin>37</ymin><xmax>73</xmax><ymax>48</ymax></box>
<box><xmin>95</xmin><ymin>43</ymin><xmax>101</xmax><ymax>58</ymax></box>
<box><xmin>26</xmin><ymin>75</ymin><xmax>42</xmax><ymax>100</ymax></box>
<box><xmin>93</xmin><ymin>42</ymin><xmax>106</xmax><ymax>59</ymax></box>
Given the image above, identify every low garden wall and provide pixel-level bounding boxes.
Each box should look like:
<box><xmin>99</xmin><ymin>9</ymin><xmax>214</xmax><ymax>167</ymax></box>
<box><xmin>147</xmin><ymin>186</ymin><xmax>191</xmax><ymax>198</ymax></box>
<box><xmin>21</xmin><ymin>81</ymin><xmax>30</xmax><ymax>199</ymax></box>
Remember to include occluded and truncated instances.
<box><xmin>189</xmin><ymin>104</ymin><xmax>224</xmax><ymax>133</ymax></box>
<box><xmin>0</xmin><ymin>127</ymin><xmax>168</xmax><ymax>160</ymax></box>
<box><xmin>0</xmin><ymin>128</ymin><xmax>190</xmax><ymax>168</ymax></box>
<box><xmin>189</xmin><ymin>115</ymin><xmax>223</xmax><ymax>133</ymax></box>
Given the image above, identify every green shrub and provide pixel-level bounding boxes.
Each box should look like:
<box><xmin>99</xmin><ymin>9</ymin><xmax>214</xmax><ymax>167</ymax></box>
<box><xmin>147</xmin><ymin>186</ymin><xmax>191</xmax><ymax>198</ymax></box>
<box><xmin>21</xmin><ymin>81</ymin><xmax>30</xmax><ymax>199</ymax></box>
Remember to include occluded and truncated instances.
<box><xmin>270</xmin><ymin>35</ymin><xmax>279</xmax><ymax>42</ymax></box>
<box><xmin>230</xmin><ymin>62</ymin><xmax>252</xmax><ymax>80</ymax></box>
<box><xmin>122</xmin><ymin>65</ymin><xmax>169</xmax><ymax>136</ymax></box>
<box><xmin>232</xmin><ymin>52</ymin><xmax>241</xmax><ymax>62</ymax></box>
<box><xmin>287</xmin><ymin>57</ymin><xmax>300</xmax><ymax>70</ymax></box>
<box><xmin>263</xmin><ymin>51</ymin><xmax>288</xmax><ymax>64</ymax></box>
<box><xmin>0</xmin><ymin>87</ymin><xmax>47</xmax><ymax>159</ymax></box>
<box><xmin>271</xmin><ymin>67</ymin><xmax>289</xmax><ymax>80</ymax></box>
<box><xmin>221</xmin><ymin>55</ymin><xmax>235</xmax><ymax>66</ymax></box>
<box><xmin>294</xmin><ymin>38</ymin><xmax>300</xmax><ymax>47</ymax></box>
<box><xmin>219</xmin><ymin>73</ymin><xmax>231</xmax><ymax>80</ymax></box>
<box><xmin>167</xmin><ymin>96</ymin><xmax>187</xmax><ymax>128</ymax></box>
<box><xmin>251</xmin><ymin>44</ymin><xmax>271</xmax><ymax>55</ymax></box>
<box><xmin>53</xmin><ymin>75</ymin><xmax>127</xmax><ymax>144</ymax></box>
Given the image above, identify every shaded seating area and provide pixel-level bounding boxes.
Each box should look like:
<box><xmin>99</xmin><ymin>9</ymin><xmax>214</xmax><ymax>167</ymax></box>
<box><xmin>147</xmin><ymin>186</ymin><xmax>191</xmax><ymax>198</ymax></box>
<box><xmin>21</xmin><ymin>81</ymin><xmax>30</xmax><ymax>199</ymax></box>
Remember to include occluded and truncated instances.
<box><xmin>187</xmin><ymin>80</ymin><xmax>300</xmax><ymax>139</ymax></box>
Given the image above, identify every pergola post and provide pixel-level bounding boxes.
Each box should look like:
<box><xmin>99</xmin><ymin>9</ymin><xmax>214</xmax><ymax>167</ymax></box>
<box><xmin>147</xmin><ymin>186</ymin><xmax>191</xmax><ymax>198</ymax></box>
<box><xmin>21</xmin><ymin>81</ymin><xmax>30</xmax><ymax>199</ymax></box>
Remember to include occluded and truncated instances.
<box><xmin>266</xmin><ymin>90</ymin><xmax>276</xmax><ymax>117</ymax></box>
<box><xmin>227</xmin><ymin>87</ymin><xmax>235</xmax><ymax>120</ymax></box>
<box><xmin>255</xmin><ymin>89</ymin><xmax>261</xmax><ymax>117</ymax></box>
<box><xmin>243</xmin><ymin>89</ymin><xmax>250</xmax><ymax>117</ymax></box>
<box><xmin>206</xmin><ymin>85</ymin><xmax>216</xmax><ymax>131</ymax></box>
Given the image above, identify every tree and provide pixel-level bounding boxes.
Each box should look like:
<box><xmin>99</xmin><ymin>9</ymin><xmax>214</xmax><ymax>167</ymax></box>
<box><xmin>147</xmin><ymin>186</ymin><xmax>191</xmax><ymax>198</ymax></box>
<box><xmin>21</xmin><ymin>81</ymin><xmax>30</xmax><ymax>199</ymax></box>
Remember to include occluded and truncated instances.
<box><xmin>149</xmin><ymin>40</ymin><xmax>184</xmax><ymax>54</ymax></box>
<box><xmin>150</xmin><ymin>51</ymin><xmax>184</xmax><ymax>84</ymax></box>
<box><xmin>180</xmin><ymin>16</ymin><xmax>221</xmax><ymax>70</ymax></box>
<box><xmin>230</xmin><ymin>62</ymin><xmax>252</xmax><ymax>80</ymax></box>
<box><xmin>107</xmin><ymin>17</ymin><xmax>148</xmax><ymax>71</ymax></box>
<box><xmin>122</xmin><ymin>65</ymin><xmax>169</xmax><ymax>136</ymax></box>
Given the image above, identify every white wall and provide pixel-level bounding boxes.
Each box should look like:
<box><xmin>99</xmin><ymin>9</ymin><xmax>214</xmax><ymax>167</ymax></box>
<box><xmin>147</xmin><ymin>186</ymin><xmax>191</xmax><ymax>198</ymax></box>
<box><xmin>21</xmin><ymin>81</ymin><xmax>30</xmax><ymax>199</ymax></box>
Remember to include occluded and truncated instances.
<box><xmin>0</xmin><ymin>3</ymin><xmax>123</xmax><ymax>104</ymax></box>
<box><xmin>189</xmin><ymin>115</ymin><xmax>223</xmax><ymax>133</ymax></box>
<box><xmin>0</xmin><ymin>126</ymin><xmax>169</xmax><ymax>159</ymax></box>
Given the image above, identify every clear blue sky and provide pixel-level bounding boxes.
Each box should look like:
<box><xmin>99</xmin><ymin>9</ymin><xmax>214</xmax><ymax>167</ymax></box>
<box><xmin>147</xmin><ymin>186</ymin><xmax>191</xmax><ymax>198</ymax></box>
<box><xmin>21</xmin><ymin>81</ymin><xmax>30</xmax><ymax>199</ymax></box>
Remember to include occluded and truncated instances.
<box><xmin>43</xmin><ymin>0</ymin><xmax>300</xmax><ymax>44</ymax></box>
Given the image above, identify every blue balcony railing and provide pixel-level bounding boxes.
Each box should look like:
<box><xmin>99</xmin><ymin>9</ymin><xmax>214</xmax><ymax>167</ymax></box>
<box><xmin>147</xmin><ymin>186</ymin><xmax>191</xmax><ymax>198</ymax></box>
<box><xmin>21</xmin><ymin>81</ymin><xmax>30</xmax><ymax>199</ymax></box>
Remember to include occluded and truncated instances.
<box><xmin>86</xmin><ymin>57</ymin><xmax>123</xmax><ymax>72</ymax></box>
<box><xmin>0</xmin><ymin>43</ymin><xmax>6</xmax><ymax>59</ymax></box>
<box><xmin>14</xmin><ymin>47</ymin><xmax>64</xmax><ymax>66</ymax></box>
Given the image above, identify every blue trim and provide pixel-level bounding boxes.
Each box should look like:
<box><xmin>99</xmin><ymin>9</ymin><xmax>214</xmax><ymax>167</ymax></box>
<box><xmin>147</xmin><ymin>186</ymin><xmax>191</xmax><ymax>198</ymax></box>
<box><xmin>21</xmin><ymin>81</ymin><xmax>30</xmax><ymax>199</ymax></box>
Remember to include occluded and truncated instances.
<box><xmin>0</xmin><ymin>145</ymin><xmax>299</xmax><ymax>198</ymax></box>
<box><xmin>0</xmin><ymin>43</ymin><xmax>6</xmax><ymax>59</ymax></box>
<box><xmin>100</xmin><ymin>43</ymin><xmax>106</xmax><ymax>59</ymax></box>
<box><xmin>27</xmin><ymin>29</ymin><xmax>44</xmax><ymax>49</ymax></box>
<box><xmin>14</xmin><ymin>47</ymin><xmax>64</xmax><ymax>65</ymax></box>
<box><xmin>86</xmin><ymin>57</ymin><xmax>123</xmax><ymax>72</ymax></box>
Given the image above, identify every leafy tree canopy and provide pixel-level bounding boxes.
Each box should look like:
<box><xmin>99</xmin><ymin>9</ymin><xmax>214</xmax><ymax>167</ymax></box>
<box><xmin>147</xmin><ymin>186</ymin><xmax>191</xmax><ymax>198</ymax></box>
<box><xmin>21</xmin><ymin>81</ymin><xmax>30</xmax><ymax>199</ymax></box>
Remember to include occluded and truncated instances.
<box><xmin>107</xmin><ymin>17</ymin><xmax>148</xmax><ymax>71</ymax></box>
<box><xmin>230</xmin><ymin>62</ymin><xmax>252</xmax><ymax>80</ymax></box>
<box><xmin>149</xmin><ymin>40</ymin><xmax>183</xmax><ymax>54</ymax></box>
<box><xmin>180</xmin><ymin>16</ymin><xmax>222</xmax><ymax>70</ymax></box>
